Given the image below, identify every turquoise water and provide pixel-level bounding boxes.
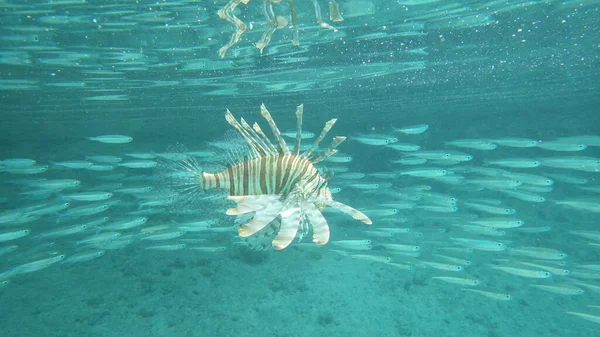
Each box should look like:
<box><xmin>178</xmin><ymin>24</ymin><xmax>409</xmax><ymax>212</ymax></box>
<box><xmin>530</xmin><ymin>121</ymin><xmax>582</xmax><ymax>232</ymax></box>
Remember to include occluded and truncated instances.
<box><xmin>1</xmin><ymin>1</ymin><xmax>600</xmax><ymax>336</ymax></box>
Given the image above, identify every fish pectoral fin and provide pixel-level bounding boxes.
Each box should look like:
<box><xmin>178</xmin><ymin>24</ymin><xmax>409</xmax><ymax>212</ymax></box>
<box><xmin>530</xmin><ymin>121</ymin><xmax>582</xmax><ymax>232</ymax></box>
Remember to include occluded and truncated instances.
<box><xmin>304</xmin><ymin>202</ymin><xmax>330</xmax><ymax>245</ymax></box>
<box><xmin>327</xmin><ymin>199</ymin><xmax>372</xmax><ymax>225</ymax></box>
<box><xmin>226</xmin><ymin>195</ymin><xmax>280</xmax><ymax>215</ymax></box>
<box><xmin>272</xmin><ymin>206</ymin><xmax>301</xmax><ymax>250</ymax></box>
<box><xmin>236</xmin><ymin>196</ymin><xmax>285</xmax><ymax>237</ymax></box>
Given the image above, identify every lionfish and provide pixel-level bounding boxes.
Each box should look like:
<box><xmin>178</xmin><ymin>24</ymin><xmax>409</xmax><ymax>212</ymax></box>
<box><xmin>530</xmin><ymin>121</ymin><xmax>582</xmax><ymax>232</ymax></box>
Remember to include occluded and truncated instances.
<box><xmin>195</xmin><ymin>104</ymin><xmax>371</xmax><ymax>250</ymax></box>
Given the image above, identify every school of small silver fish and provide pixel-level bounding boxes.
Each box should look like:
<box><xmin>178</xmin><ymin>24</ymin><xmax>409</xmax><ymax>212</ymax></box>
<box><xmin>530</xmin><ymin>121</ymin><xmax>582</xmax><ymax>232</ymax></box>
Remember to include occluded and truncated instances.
<box><xmin>1</xmin><ymin>104</ymin><xmax>600</xmax><ymax>326</ymax></box>
<box><xmin>0</xmin><ymin>0</ymin><xmax>595</xmax><ymax>99</ymax></box>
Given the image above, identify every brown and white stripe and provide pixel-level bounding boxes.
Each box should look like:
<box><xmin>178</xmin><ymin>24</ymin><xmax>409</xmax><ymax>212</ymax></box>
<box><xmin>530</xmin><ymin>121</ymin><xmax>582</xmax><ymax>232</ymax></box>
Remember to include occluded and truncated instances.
<box><xmin>201</xmin><ymin>153</ymin><xmax>323</xmax><ymax>197</ymax></box>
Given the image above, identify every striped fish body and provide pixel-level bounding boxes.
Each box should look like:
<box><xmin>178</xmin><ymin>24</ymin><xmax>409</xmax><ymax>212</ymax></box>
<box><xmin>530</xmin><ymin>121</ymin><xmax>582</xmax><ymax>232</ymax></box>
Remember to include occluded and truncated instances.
<box><xmin>194</xmin><ymin>104</ymin><xmax>371</xmax><ymax>250</ymax></box>
<box><xmin>201</xmin><ymin>154</ymin><xmax>326</xmax><ymax>201</ymax></box>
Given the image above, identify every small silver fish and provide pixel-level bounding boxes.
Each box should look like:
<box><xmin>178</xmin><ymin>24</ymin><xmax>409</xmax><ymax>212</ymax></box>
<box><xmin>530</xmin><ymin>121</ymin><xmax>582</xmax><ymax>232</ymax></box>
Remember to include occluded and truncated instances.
<box><xmin>11</xmin><ymin>254</ymin><xmax>66</xmax><ymax>275</ymax></box>
<box><xmin>86</xmin><ymin>155</ymin><xmax>123</xmax><ymax>163</ymax></box>
<box><xmin>393</xmin><ymin>124</ymin><xmax>429</xmax><ymax>135</ymax></box>
<box><xmin>62</xmin><ymin>192</ymin><xmax>113</xmax><ymax>201</ymax></box>
<box><xmin>0</xmin><ymin>229</ymin><xmax>30</xmax><ymax>242</ymax></box>
<box><xmin>462</xmin><ymin>288</ymin><xmax>512</xmax><ymax>300</ymax></box>
<box><xmin>0</xmin><ymin>158</ymin><xmax>36</xmax><ymax>167</ymax></box>
<box><xmin>87</xmin><ymin>134</ymin><xmax>133</xmax><ymax>144</ymax></box>
<box><xmin>62</xmin><ymin>251</ymin><xmax>105</xmax><ymax>264</ymax></box>
<box><xmin>51</xmin><ymin>160</ymin><xmax>93</xmax><ymax>169</ymax></box>
<box><xmin>118</xmin><ymin>161</ymin><xmax>157</xmax><ymax>168</ymax></box>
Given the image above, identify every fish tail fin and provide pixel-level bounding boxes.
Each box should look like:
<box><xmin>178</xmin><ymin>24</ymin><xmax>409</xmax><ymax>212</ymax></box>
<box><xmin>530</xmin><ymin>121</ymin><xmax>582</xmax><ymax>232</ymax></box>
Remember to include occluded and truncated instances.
<box><xmin>155</xmin><ymin>143</ymin><xmax>227</xmax><ymax>214</ymax></box>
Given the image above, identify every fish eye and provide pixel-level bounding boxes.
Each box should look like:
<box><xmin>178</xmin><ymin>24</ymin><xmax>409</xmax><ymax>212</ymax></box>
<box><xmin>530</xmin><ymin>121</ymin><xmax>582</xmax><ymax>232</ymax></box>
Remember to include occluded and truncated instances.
<box><xmin>504</xmin><ymin>295</ymin><xmax>512</xmax><ymax>300</ymax></box>
<box><xmin>58</xmin><ymin>254</ymin><xmax>66</xmax><ymax>259</ymax></box>
<box><xmin>22</xmin><ymin>229</ymin><xmax>30</xmax><ymax>234</ymax></box>
<box><xmin>456</xmin><ymin>266</ymin><xmax>463</xmax><ymax>271</ymax></box>
<box><xmin>65</xmin><ymin>202</ymin><xmax>71</xmax><ymax>206</ymax></box>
